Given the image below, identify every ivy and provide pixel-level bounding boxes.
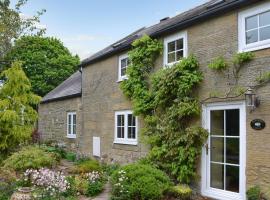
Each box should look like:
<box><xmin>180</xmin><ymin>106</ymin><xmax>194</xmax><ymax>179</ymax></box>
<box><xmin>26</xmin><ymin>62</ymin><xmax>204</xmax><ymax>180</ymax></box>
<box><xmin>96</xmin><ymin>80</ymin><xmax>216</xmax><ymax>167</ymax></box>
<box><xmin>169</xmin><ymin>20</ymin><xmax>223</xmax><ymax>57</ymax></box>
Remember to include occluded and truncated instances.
<box><xmin>208</xmin><ymin>56</ymin><xmax>228</xmax><ymax>70</ymax></box>
<box><xmin>121</xmin><ymin>35</ymin><xmax>208</xmax><ymax>183</ymax></box>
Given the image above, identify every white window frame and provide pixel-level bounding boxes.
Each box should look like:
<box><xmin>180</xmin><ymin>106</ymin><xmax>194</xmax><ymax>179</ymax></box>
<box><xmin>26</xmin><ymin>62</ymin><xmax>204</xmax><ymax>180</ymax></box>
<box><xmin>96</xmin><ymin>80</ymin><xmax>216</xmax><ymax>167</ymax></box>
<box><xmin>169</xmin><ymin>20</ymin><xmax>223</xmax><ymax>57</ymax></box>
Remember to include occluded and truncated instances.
<box><xmin>114</xmin><ymin>110</ymin><xmax>138</xmax><ymax>145</ymax></box>
<box><xmin>67</xmin><ymin>112</ymin><xmax>76</xmax><ymax>138</ymax></box>
<box><xmin>118</xmin><ymin>54</ymin><xmax>129</xmax><ymax>81</ymax></box>
<box><xmin>163</xmin><ymin>30</ymin><xmax>188</xmax><ymax>66</ymax></box>
<box><xmin>238</xmin><ymin>1</ymin><xmax>270</xmax><ymax>52</ymax></box>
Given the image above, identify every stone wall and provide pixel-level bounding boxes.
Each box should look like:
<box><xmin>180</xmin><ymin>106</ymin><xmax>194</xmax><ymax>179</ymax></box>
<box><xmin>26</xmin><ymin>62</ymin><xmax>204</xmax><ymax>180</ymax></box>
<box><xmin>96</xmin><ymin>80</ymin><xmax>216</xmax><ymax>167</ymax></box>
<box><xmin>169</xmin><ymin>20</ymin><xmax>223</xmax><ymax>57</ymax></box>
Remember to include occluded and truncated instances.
<box><xmin>38</xmin><ymin>97</ymin><xmax>82</xmax><ymax>151</ymax></box>
<box><xmin>82</xmin><ymin>3</ymin><xmax>270</xmax><ymax>195</ymax></box>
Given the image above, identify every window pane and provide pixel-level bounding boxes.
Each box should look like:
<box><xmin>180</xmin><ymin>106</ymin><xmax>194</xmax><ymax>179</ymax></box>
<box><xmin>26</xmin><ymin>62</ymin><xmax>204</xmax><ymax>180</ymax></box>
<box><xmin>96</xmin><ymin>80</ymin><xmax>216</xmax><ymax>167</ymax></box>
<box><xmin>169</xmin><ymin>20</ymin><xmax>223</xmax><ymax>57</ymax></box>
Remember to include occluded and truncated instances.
<box><xmin>73</xmin><ymin>114</ymin><xmax>76</xmax><ymax>126</ymax></box>
<box><xmin>128</xmin><ymin>114</ymin><xmax>136</xmax><ymax>126</ymax></box>
<box><xmin>128</xmin><ymin>127</ymin><xmax>136</xmax><ymax>139</ymax></box>
<box><xmin>259</xmin><ymin>11</ymin><xmax>270</xmax><ymax>27</ymax></box>
<box><xmin>176</xmin><ymin>39</ymin><xmax>183</xmax><ymax>50</ymax></box>
<box><xmin>211</xmin><ymin>137</ymin><xmax>224</xmax><ymax>163</ymax></box>
<box><xmin>246</xmin><ymin>15</ymin><xmax>258</xmax><ymax>30</ymax></box>
<box><xmin>121</xmin><ymin>66</ymin><xmax>126</xmax><ymax>77</ymax></box>
<box><xmin>226</xmin><ymin>138</ymin><xmax>239</xmax><ymax>164</ymax></box>
<box><xmin>260</xmin><ymin>26</ymin><xmax>270</xmax><ymax>41</ymax></box>
<box><xmin>121</xmin><ymin>58</ymin><xmax>128</xmax><ymax>68</ymax></box>
<box><xmin>176</xmin><ymin>50</ymin><xmax>183</xmax><ymax>61</ymax></box>
<box><xmin>117</xmin><ymin>127</ymin><xmax>124</xmax><ymax>138</ymax></box>
<box><xmin>211</xmin><ymin>163</ymin><xmax>224</xmax><ymax>190</ymax></box>
<box><xmin>117</xmin><ymin>115</ymin><xmax>124</xmax><ymax>126</ymax></box>
<box><xmin>68</xmin><ymin>114</ymin><xmax>72</xmax><ymax>125</ymax></box>
<box><xmin>68</xmin><ymin>124</ymin><xmax>72</xmax><ymax>135</ymax></box>
<box><xmin>246</xmin><ymin>29</ymin><xmax>258</xmax><ymax>44</ymax></box>
<box><xmin>226</xmin><ymin>165</ymin><xmax>239</xmax><ymax>193</ymax></box>
<box><xmin>226</xmin><ymin>109</ymin><xmax>239</xmax><ymax>136</ymax></box>
<box><xmin>210</xmin><ymin>110</ymin><xmax>224</xmax><ymax>135</ymax></box>
<box><xmin>167</xmin><ymin>52</ymin><xmax>175</xmax><ymax>63</ymax></box>
<box><xmin>73</xmin><ymin>124</ymin><xmax>76</xmax><ymax>135</ymax></box>
<box><xmin>168</xmin><ymin>41</ymin><xmax>175</xmax><ymax>52</ymax></box>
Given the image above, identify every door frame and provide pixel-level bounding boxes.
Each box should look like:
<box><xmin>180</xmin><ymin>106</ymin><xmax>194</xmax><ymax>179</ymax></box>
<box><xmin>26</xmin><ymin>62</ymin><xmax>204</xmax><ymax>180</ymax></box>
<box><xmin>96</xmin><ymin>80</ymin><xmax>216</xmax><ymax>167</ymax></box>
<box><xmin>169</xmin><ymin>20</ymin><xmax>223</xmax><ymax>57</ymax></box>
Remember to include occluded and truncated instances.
<box><xmin>201</xmin><ymin>101</ymin><xmax>246</xmax><ymax>200</ymax></box>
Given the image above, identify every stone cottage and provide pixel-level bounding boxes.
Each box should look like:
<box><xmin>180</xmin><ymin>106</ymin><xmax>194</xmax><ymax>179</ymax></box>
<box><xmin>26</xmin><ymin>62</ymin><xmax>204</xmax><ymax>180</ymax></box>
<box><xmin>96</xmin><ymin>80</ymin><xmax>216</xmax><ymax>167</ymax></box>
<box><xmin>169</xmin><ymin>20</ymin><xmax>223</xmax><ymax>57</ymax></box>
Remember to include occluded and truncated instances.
<box><xmin>39</xmin><ymin>0</ymin><xmax>270</xmax><ymax>199</ymax></box>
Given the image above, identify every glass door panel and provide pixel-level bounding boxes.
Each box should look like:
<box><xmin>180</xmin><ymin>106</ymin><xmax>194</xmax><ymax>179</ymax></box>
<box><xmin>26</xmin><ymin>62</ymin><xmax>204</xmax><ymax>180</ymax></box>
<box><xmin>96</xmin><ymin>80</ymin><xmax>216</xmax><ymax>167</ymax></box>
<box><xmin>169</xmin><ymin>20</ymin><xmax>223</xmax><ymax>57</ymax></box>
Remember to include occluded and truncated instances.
<box><xmin>209</xmin><ymin>109</ymin><xmax>240</xmax><ymax>193</ymax></box>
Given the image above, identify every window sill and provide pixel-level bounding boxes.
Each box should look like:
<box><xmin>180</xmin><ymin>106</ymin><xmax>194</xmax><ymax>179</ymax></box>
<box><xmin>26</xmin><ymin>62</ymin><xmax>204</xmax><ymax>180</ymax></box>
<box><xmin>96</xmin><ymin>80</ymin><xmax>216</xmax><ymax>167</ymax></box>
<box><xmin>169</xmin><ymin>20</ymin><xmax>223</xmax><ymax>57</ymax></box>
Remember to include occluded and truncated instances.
<box><xmin>117</xmin><ymin>77</ymin><xmax>128</xmax><ymax>83</ymax></box>
<box><xmin>239</xmin><ymin>42</ymin><xmax>270</xmax><ymax>53</ymax></box>
<box><xmin>113</xmin><ymin>140</ymin><xmax>137</xmax><ymax>146</ymax></box>
<box><xmin>66</xmin><ymin>135</ymin><xmax>76</xmax><ymax>139</ymax></box>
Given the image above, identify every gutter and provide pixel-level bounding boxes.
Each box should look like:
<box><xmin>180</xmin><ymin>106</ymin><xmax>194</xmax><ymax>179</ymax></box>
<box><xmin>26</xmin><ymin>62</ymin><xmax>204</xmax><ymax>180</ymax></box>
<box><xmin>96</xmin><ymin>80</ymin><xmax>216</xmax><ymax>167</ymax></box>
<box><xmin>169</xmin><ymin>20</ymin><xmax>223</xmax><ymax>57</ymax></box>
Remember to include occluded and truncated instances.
<box><xmin>40</xmin><ymin>93</ymin><xmax>82</xmax><ymax>104</ymax></box>
<box><xmin>80</xmin><ymin>0</ymin><xmax>260</xmax><ymax>67</ymax></box>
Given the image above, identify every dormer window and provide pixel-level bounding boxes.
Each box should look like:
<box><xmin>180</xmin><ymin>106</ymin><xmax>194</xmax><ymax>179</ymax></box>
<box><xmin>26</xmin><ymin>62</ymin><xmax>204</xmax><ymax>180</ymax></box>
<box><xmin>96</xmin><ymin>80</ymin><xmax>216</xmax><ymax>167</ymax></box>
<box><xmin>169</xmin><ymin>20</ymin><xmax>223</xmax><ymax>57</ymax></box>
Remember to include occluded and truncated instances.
<box><xmin>239</xmin><ymin>2</ymin><xmax>270</xmax><ymax>52</ymax></box>
<box><xmin>118</xmin><ymin>54</ymin><xmax>129</xmax><ymax>81</ymax></box>
<box><xmin>164</xmin><ymin>31</ymin><xmax>187</xmax><ymax>66</ymax></box>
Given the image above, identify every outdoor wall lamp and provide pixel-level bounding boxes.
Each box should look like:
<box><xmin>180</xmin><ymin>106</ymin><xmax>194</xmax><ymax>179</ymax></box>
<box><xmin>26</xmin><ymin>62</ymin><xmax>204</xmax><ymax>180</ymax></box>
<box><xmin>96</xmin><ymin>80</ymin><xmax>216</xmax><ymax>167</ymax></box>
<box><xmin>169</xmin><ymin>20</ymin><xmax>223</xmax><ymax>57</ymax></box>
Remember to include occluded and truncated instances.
<box><xmin>245</xmin><ymin>87</ymin><xmax>260</xmax><ymax>111</ymax></box>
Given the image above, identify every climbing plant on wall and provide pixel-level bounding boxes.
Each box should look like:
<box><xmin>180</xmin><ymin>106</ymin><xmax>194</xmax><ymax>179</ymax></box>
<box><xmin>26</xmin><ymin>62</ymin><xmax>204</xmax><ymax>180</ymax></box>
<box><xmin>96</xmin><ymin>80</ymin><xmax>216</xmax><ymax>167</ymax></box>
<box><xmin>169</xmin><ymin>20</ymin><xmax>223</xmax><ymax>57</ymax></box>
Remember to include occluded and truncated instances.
<box><xmin>120</xmin><ymin>35</ymin><xmax>208</xmax><ymax>183</ymax></box>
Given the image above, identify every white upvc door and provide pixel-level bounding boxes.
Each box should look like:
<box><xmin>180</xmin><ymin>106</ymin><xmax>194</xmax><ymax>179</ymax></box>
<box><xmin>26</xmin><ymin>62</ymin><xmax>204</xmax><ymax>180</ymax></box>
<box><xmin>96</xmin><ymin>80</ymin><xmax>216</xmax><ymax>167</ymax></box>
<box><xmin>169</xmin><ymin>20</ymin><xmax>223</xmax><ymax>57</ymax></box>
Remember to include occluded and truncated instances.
<box><xmin>201</xmin><ymin>101</ymin><xmax>246</xmax><ymax>200</ymax></box>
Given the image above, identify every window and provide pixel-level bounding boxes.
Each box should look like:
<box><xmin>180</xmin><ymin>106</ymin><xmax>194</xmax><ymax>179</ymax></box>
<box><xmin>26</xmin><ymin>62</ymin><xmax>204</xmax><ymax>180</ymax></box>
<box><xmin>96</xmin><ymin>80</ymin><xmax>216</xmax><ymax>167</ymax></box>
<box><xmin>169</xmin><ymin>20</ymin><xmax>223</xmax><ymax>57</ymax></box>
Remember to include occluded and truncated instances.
<box><xmin>239</xmin><ymin>2</ymin><xmax>270</xmax><ymax>52</ymax></box>
<box><xmin>114</xmin><ymin>111</ymin><xmax>138</xmax><ymax>145</ymax></box>
<box><xmin>164</xmin><ymin>31</ymin><xmax>187</xmax><ymax>66</ymax></box>
<box><xmin>67</xmin><ymin>112</ymin><xmax>76</xmax><ymax>138</ymax></box>
<box><xmin>118</xmin><ymin>54</ymin><xmax>129</xmax><ymax>81</ymax></box>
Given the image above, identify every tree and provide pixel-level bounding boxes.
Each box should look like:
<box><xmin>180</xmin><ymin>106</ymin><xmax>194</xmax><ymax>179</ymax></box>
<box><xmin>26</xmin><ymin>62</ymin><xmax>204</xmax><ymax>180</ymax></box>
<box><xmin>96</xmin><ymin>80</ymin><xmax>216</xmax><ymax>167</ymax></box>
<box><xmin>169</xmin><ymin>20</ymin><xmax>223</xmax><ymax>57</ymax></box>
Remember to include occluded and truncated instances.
<box><xmin>0</xmin><ymin>0</ymin><xmax>45</xmax><ymax>62</ymax></box>
<box><xmin>5</xmin><ymin>36</ymin><xmax>80</xmax><ymax>96</ymax></box>
<box><xmin>0</xmin><ymin>61</ymin><xmax>41</xmax><ymax>153</ymax></box>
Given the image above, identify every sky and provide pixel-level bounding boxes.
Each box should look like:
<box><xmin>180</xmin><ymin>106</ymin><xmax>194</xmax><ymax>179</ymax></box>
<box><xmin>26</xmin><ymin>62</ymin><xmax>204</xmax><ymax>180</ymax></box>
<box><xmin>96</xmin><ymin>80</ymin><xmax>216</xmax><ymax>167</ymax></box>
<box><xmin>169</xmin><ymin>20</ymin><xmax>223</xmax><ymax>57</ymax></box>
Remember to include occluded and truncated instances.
<box><xmin>11</xmin><ymin>0</ymin><xmax>207</xmax><ymax>60</ymax></box>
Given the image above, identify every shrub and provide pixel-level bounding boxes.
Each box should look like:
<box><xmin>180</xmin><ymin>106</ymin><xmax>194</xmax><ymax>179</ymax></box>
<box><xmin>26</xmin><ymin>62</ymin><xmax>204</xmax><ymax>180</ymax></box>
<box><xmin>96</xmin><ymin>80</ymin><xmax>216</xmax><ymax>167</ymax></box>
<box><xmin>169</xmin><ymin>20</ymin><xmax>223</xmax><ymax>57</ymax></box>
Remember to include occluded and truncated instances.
<box><xmin>164</xmin><ymin>184</ymin><xmax>192</xmax><ymax>200</ymax></box>
<box><xmin>72</xmin><ymin>159</ymin><xmax>101</xmax><ymax>174</ymax></box>
<box><xmin>247</xmin><ymin>186</ymin><xmax>262</xmax><ymax>200</ymax></box>
<box><xmin>41</xmin><ymin>145</ymin><xmax>67</xmax><ymax>159</ymax></box>
<box><xmin>65</xmin><ymin>152</ymin><xmax>77</xmax><ymax>162</ymax></box>
<box><xmin>85</xmin><ymin>171</ymin><xmax>105</xmax><ymax>197</ymax></box>
<box><xmin>0</xmin><ymin>168</ymin><xmax>17</xmax><ymax>200</ymax></box>
<box><xmin>3</xmin><ymin>146</ymin><xmax>59</xmax><ymax>171</ymax></box>
<box><xmin>111</xmin><ymin>163</ymin><xmax>172</xmax><ymax>200</ymax></box>
<box><xmin>24</xmin><ymin>168</ymin><xmax>70</xmax><ymax>197</ymax></box>
<box><xmin>102</xmin><ymin>163</ymin><xmax>120</xmax><ymax>176</ymax></box>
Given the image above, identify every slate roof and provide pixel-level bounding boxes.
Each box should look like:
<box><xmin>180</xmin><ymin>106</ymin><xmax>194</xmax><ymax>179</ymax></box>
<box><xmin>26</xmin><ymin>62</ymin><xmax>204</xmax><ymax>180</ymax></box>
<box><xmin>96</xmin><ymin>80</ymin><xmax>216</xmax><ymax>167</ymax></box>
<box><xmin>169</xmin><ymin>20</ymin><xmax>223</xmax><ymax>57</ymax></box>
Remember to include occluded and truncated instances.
<box><xmin>80</xmin><ymin>0</ymin><xmax>260</xmax><ymax>67</ymax></box>
<box><xmin>41</xmin><ymin>71</ymin><xmax>82</xmax><ymax>103</ymax></box>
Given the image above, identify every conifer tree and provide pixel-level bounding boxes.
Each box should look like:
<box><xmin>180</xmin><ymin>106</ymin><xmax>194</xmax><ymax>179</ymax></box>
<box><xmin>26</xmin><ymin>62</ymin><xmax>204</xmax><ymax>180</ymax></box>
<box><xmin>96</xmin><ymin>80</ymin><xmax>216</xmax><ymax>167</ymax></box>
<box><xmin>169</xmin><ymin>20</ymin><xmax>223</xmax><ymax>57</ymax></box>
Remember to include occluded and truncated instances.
<box><xmin>0</xmin><ymin>61</ymin><xmax>41</xmax><ymax>153</ymax></box>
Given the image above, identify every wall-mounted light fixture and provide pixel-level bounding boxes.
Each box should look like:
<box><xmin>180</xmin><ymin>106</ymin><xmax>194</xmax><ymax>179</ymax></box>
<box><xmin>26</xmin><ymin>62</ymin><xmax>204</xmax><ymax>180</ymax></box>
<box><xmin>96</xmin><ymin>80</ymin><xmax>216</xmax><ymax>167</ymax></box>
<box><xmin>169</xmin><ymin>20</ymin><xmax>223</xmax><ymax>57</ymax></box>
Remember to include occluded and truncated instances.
<box><xmin>245</xmin><ymin>87</ymin><xmax>260</xmax><ymax>111</ymax></box>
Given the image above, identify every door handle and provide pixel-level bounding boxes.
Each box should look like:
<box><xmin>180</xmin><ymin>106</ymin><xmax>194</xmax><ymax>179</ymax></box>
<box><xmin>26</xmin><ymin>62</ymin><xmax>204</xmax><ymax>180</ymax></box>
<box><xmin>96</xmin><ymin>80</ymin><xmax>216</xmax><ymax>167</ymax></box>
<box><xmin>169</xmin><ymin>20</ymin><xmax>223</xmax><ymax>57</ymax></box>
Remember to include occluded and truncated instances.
<box><xmin>205</xmin><ymin>143</ymin><xmax>209</xmax><ymax>155</ymax></box>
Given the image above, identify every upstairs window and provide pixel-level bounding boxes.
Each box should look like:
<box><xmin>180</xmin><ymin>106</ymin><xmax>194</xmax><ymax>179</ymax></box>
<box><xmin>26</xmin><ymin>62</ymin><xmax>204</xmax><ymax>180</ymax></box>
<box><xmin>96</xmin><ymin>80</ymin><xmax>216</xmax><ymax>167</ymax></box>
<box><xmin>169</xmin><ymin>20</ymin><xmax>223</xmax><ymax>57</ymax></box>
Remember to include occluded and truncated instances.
<box><xmin>239</xmin><ymin>2</ymin><xmax>270</xmax><ymax>52</ymax></box>
<box><xmin>114</xmin><ymin>111</ymin><xmax>137</xmax><ymax>145</ymax></box>
<box><xmin>67</xmin><ymin>112</ymin><xmax>76</xmax><ymax>138</ymax></box>
<box><xmin>118</xmin><ymin>54</ymin><xmax>129</xmax><ymax>81</ymax></box>
<box><xmin>164</xmin><ymin>31</ymin><xmax>187</xmax><ymax>66</ymax></box>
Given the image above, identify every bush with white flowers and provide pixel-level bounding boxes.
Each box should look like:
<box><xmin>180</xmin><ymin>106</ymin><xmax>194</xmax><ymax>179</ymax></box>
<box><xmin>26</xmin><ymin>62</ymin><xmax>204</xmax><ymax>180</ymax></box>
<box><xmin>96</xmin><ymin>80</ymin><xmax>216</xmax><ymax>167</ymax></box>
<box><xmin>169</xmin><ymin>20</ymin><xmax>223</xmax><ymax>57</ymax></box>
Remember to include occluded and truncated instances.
<box><xmin>24</xmin><ymin>168</ymin><xmax>70</xmax><ymax>196</ymax></box>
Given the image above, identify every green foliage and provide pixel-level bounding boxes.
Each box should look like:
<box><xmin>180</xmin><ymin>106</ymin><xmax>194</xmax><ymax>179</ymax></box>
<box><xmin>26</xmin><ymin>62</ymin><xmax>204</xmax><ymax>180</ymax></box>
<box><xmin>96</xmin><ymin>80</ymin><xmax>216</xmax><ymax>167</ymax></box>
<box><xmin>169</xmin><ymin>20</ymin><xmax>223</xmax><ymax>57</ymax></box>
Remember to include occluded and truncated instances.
<box><xmin>165</xmin><ymin>184</ymin><xmax>192</xmax><ymax>199</ymax></box>
<box><xmin>256</xmin><ymin>71</ymin><xmax>270</xmax><ymax>84</ymax></box>
<box><xmin>0</xmin><ymin>0</ymin><xmax>45</xmax><ymax>61</ymax></box>
<box><xmin>72</xmin><ymin>159</ymin><xmax>101</xmax><ymax>174</ymax></box>
<box><xmin>3</xmin><ymin>146</ymin><xmax>59</xmax><ymax>171</ymax></box>
<box><xmin>120</xmin><ymin>35</ymin><xmax>163</xmax><ymax>115</ymax></box>
<box><xmin>120</xmin><ymin>35</ymin><xmax>208</xmax><ymax>183</ymax></box>
<box><xmin>65</xmin><ymin>152</ymin><xmax>76</xmax><ymax>162</ymax></box>
<box><xmin>233</xmin><ymin>52</ymin><xmax>255</xmax><ymax>65</ymax></box>
<box><xmin>41</xmin><ymin>144</ymin><xmax>67</xmax><ymax>159</ymax></box>
<box><xmin>208</xmin><ymin>56</ymin><xmax>228</xmax><ymax>70</ymax></box>
<box><xmin>4</xmin><ymin>36</ymin><xmax>80</xmax><ymax>96</ymax></box>
<box><xmin>0</xmin><ymin>62</ymin><xmax>41</xmax><ymax>152</ymax></box>
<box><xmin>111</xmin><ymin>163</ymin><xmax>171</xmax><ymax>200</ymax></box>
<box><xmin>87</xmin><ymin>181</ymin><xmax>104</xmax><ymax>197</ymax></box>
<box><xmin>247</xmin><ymin>186</ymin><xmax>262</xmax><ymax>200</ymax></box>
<box><xmin>102</xmin><ymin>163</ymin><xmax>120</xmax><ymax>176</ymax></box>
<box><xmin>0</xmin><ymin>168</ymin><xmax>17</xmax><ymax>200</ymax></box>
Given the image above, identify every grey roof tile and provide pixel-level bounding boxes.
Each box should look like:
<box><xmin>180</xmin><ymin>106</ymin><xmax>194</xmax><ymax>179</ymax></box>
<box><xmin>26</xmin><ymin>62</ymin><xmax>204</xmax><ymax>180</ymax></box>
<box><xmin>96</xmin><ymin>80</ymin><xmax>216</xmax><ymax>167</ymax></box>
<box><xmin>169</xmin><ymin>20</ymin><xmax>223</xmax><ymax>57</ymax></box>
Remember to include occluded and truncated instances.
<box><xmin>81</xmin><ymin>0</ymin><xmax>259</xmax><ymax>67</ymax></box>
<box><xmin>41</xmin><ymin>71</ymin><xmax>82</xmax><ymax>103</ymax></box>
